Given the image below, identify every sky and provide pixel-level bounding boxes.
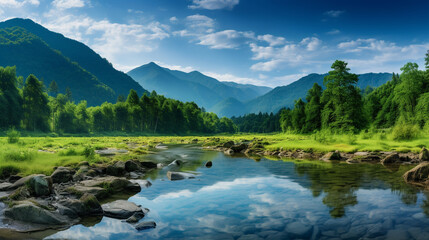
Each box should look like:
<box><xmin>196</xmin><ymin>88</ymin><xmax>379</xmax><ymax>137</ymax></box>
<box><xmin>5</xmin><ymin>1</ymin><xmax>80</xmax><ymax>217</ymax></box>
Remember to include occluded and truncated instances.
<box><xmin>0</xmin><ymin>0</ymin><xmax>428</xmax><ymax>87</ymax></box>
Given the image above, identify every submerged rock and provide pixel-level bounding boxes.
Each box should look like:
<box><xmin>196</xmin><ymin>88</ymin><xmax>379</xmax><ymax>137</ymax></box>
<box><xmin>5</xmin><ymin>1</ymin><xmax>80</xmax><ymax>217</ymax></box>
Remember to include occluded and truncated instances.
<box><xmin>135</xmin><ymin>221</ymin><xmax>156</xmax><ymax>230</ymax></box>
<box><xmin>167</xmin><ymin>171</ymin><xmax>196</xmax><ymax>181</ymax></box>
<box><xmin>102</xmin><ymin>200</ymin><xmax>143</xmax><ymax>219</ymax></box>
<box><xmin>320</xmin><ymin>150</ymin><xmax>342</xmax><ymax>161</ymax></box>
<box><xmin>140</xmin><ymin>161</ymin><xmax>157</xmax><ymax>169</ymax></box>
<box><xmin>230</xmin><ymin>144</ymin><xmax>247</xmax><ymax>153</ymax></box>
<box><xmin>125</xmin><ymin>211</ymin><xmax>145</xmax><ymax>223</ymax></box>
<box><xmin>403</xmin><ymin>162</ymin><xmax>429</xmax><ymax>185</ymax></box>
<box><xmin>285</xmin><ymin>221</ymin><xmax>313</xmax><ymax>237</ymax></box>
<box><xmin>205</xmin><ymin>161</ymin><xmax>213</xmax><ymax>168</ymax></box>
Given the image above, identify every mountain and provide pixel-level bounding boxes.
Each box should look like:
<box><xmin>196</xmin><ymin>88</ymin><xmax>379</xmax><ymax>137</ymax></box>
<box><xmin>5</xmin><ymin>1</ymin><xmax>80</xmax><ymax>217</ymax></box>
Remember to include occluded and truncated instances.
<box><xmin>217</xmin><ymin>73</ymin><xmax>393</xmax><ymax>117</ymax></box>
<box><xmin>221</xmin><ymin>81</ymin><xmax>272</xmax><ymax>96</ymax></box>
<box><xmin>209</xmin><ymin>97</ymin><xmax>246</xmax><ymax>118</ymax></box>
<box><xmin>0</xmin><ymin>26</ymin><xmax>115</xmax><ymax>105</ymax></box>
<box><xmin>0</xmin><ymin>18</ymin><xmax>146</xmax><ymax>104</ymax></box>
<box><xmin>127</xmin><ymin>62</ymin><xmax>272</xmax><ymax>110</ymax></box>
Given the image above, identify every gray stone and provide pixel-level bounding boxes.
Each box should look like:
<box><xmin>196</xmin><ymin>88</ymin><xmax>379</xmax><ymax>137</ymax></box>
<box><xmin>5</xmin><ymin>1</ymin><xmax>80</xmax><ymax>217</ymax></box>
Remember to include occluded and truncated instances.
<box><xmin>67</xmin><ymin>185</ymin><xmax>108</xmax><ymax>199</ymax></box>
<box><xmin>285</xmin><ymin>221</ymin><xmax>312</xmax><ymax>237</ymax></box>
<box><xmin>125</xmin><ymin>212</ymin><xmax>145</xmax><ymax>223</ymax></box>
<box><xmin>5</xmin><ymin>174</ymin><xmax>44</xmax><ymax>191</ymax></box>
<box><xmin>81</xmin><ymin>176</ymin><xmax>141</xmax><ymax>193</ymax></box>
<box><xmin>125</xmin><ymin>160</ymin><xmax>140</xmax><ymax>172</ymax></box>
<box><xmin>80</xmin><ymin>193</ymin><xmax>103</xmax><ymax>216</ymax></box>
<box><xmin>27</xmin><ymin>175</ymin><xmax>52</xmax><ymax>196</ymax></box>
<box><xmin>320</xmin><ymin>150</ymin><xmax>342</xmax><ymax>161</ymax></box>
<box><xmin>224</xmin><ymin>149</ymin><xmax>234</xmax><ymax>155</ymax></box>
<box><xmin>167</xmin><ymin>171</ymin><xmax>196</xmax><ymax>181</ymax></box>
<box><xmin>135</xmin><ymin>221</ymin><xmax>156</xmax><ymax>230</ymax></box>
<box><xmin>106</xmin><ymin>161</ymin><xmax>126</xmax><ymax>176</ymax></box>
<box><xmin>5</xmin><ymin>201</ymin><xmax>69</xmax><ymax>225</ymax></box>
<box><xmin>102</xmin><ymin>200</ymin><xmax>143</xmax><ymax>219</ymax></box>
<box><xmin>51</xmin><ymin>167</ymin><xmax>74</xmax><ymax>183</ymax></box>
<box><xmin>0</xmin><ymin>182</ymin><xmax>12</xmax><ymax>191</ymax></box>
<box><xmin>341</xmin><ymin>225</ymin><xmax>367</xmax><ymax>239</ymax></box>
<box><xmin>381</xmin><ymin>153</ymin><xmax>400</xmax><ymax>165</ymax></box>
<box><xmin>230</xmin><ymin>144</ymin><xmax>247</xmax><ymax>153</ymax></box>
<box><xmin>403</xmin><ymin>162</ymin><xmax>429</xmax><ymax>184</ymax></box>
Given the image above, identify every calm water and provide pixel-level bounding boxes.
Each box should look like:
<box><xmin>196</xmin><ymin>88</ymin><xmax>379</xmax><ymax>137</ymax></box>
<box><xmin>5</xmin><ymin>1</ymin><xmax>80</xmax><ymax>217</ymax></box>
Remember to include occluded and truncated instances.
<box><xmin>42</xmin><ymin>145</ymin><xmax>429</xmax><ymax>240</ymax></box>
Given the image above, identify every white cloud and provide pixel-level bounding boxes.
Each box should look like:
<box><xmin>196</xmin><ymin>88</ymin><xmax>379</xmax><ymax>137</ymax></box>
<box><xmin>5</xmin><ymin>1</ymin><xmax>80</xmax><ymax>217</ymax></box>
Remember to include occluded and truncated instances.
<box><xmin>327</xmin><ymin>29</ymin><xmax>340</xmax><ymax>35</ymax></box>
<box><xmin>273</xmin><ymin>73</ymin><xmax>309</xmax><ymax>86</ymax></box>
<box><xmin>324</xmin><ymin>10</ymin><xmax>344</xmax><ymax>18</ymax></box>
<box><xmin>189</xmin><ymin>0</ymin><xmax>239</xmax><ymax>10</ymax></box>
<box><xmin>0</xmin><ymin>0</ymin><xmax>39</xmax><ymax>7</ymax></box>
<box><xmin>257</xmin><ymin>34</ymin><xmax>286</xmax><ymax>46</ymax></box>
<box><xmin>186</xmin><ymin>14</ymin><xmax>215</xmax><ymax>29</ymax></box>
<box><xmin>301</xmin><ymin>37</ymin><xmax>321</xmax><ymax>51</ymax></box>
<box><xmin>169</xmin><ymin>16</ymin><xmax>178</xmax><ymax>23</ymax></box>
<box><xmin>52</xmin><ymin>0</ymin><xmax>84</xmax><ymax>9</ymax></box>
<box><xmin>154</xmin><ymin>61</ymin><xmax>196</xmax><ymax>72</ymax></box>
<box><xmin>204</xmin><ymin>71</ymin><xmax>263</xmax><ymax>86</ymax></box>
<box><xmin>198</xmin><ymin>29</ymin><xmax>254</xmax><ymax>49</ymax></box>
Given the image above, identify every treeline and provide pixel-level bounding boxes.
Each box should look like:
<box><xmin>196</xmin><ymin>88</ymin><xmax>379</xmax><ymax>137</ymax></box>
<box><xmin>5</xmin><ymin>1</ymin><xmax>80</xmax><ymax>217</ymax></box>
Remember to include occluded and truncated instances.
<box><xmin>280</xmin><ymin>52</ymin><xmax>429</xmax><ymax>134</ymax></box>
<box><xmin>0</xmin><ymin>66</ymin><xmax>236</xmax><ymax>134</ymax></box>
<box><xmin>231</xmin><ymin>112</ymin><xmax>281</xmax><ymax>133</ymax></box>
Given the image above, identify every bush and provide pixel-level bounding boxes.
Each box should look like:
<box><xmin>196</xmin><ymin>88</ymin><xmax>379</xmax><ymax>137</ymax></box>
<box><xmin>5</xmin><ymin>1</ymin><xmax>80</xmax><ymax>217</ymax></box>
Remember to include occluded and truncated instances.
<box><xmin>58</xmin><ymin>148</ymin><xmax>78</xmax><ymax>156</ymax></box>
<box><xmin>4</xmin><ymin>149</ymin><xmax>35</xmax><ymax>161</ymax></box>
<box><xmin>346</xmin><ymin>132</ymin><xmax>357</xmax><ymax>145</ymax></box>
<box><xmin>392</xmin><ymin>124</ymin><xmax>420</xmax><ymax>141</ymax></box>
<box><xmin>82</xmin><ymin>145</ymin><xmax>95</xmax><ymax>159</ymax></box>
<box><xmin>6</xmin><ymin>128</ymin><xmax>20</xmax><ymax>144</ymax></box>
<box><xmin>313</xmin><ymin>130</ymin><xmax>334</xmax><ymax>144</ymax></box>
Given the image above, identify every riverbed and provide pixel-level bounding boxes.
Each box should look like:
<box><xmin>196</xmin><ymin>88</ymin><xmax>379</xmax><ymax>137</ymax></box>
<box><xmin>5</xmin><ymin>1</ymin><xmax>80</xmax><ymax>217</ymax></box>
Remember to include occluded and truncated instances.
<box><xmin>8</xmin><ymin>144</ymin><xmax>429</xmax><ymax>239</ymax></box>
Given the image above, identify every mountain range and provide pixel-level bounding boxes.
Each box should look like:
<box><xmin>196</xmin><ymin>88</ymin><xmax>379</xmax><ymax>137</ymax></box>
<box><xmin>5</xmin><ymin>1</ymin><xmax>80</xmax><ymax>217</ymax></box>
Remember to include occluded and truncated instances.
<box><xmin>0</xmin><ymin>18</ymin><xmax>146</xmax><ymax>105</ymax></box>
<box><xmin>0</xmin><ymin>18</ymin><xmax>393</xmax><ymax>117</ymax></box>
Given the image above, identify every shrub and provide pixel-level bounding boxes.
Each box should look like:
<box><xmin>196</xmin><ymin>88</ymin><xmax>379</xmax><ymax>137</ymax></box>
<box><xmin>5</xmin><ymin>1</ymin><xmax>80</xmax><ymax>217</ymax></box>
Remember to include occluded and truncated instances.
<box><xmin>313</xmin><ymin>130</ymin><xmax>334</xmax><ymax>144</ymax></box>
<box><xmin>58</xmin><ymin>148</ymin><xmax>78</xmax><ymax>156</ymax></box>
<box><xmin>4</xmin><ymin>149</ymin><xmax>35</xmax><ymax>161</ymax></box>
<box><xmin>392</xmin><ymin>124</ymin><xmax>420</xmax><ymax>141</ymax></box>
<box><xmin>346</xmin><ymin>132</ymin><xmax>357</xmax><ymax>145</ymax></box>
<box><xmin>82</xmin><ymin>145</ymin><xmax>95</xmax><ymax>159</ymax></box>
<box><xmin>6</xmin><ymin>128</ymin><xmax>20</xmax><ymax>144</ymax></box>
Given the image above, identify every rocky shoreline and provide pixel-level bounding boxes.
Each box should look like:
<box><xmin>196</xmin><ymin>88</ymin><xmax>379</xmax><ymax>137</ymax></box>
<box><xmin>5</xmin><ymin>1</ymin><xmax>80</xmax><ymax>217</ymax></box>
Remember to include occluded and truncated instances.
<box><xmin>0</xmin><ymin>158</ymin><xmax>160</xmax><ymax>233</ymax></box>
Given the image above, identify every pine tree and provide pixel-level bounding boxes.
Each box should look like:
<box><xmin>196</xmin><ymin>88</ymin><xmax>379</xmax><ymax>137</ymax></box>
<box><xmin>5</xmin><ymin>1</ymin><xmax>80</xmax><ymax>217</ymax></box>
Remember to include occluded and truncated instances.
<box><xmin>22</xmin><ymin>74</ymin><xmax>50</xmax><ymax>131</ymax></box>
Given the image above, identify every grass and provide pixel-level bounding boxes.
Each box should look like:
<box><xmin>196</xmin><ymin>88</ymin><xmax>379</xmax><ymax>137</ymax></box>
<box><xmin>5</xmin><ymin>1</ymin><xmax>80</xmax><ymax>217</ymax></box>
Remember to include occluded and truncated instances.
<box><xmin>0</xmin><ymin>131</ymin><xmax>427</xmax><ymax>177</ymax></box>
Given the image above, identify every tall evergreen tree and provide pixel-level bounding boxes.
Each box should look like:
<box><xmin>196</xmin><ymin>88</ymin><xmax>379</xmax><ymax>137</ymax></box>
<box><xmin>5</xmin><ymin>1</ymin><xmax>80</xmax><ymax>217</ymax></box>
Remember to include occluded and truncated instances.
<box><xmin>291</xmin><ymin>98</ymin><xmax>306</xmax><ymax>132</ymax></box>
<box><xmin>48</xmin><ymin>80</ymin><xmax>59</xmax><ymax>97</ymax></box>
<box><xmin>0</xmin><ymin>66</ymin><xmax>23</xmax><ymax>128</ymax></box>
<box><xmin>303</xmin><ymin>83</ymin><xmax>322</xmax><ymax>132</ymax></box>
<box><xmin>22</xmin><ymin>74</ymin><xmax>50</xmax><ymax>131</ymax></box>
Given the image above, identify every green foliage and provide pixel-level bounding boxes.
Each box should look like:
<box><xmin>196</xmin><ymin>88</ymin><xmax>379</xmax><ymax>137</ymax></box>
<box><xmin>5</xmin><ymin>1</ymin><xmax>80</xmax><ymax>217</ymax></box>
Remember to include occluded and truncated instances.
<box><xmin>392</xmin><ymin>124</ymin><xmax>420</xmax><ymax>141</ymax></box>
<box><xmin>231</xmin><ymin>112</ymin><xmax>280</xmax><ymax>133</ymax></box>
<box><xmin>22</xmin><ymin>74</ymin><xmax>50</xmax><ymax>131</ymax></box>
<box><xmin>0</xmin><ymin>66</ymin><xmax>23</xmax><ymax>128</ymax></box>
<box><xmin>313</xmin><ymin>130</ymin><xmax>334</xmax><ymax>144</ymax></box>
<box><xmin>6</xmin><ymin>127</ymin><xmax>20</xmax><ymax>143</ymax></box>
<box><xmin>4</xmin><ymin>149</ymin><xmax>35</xmax><ymax>161</ymax></box>
<box><xmin>82</xmin><ymin>145</ymin><xmax>95</xmax><ymax>159</ymax></box>
<box><xmin>0</xmin><ymin>165</ymin><xmax>20</xmax><ymax>178</ymax></box>
<box><xmin>58</xmin><ymin>148</ymin><xmax>78</xmax><ymax>156</ymax></box>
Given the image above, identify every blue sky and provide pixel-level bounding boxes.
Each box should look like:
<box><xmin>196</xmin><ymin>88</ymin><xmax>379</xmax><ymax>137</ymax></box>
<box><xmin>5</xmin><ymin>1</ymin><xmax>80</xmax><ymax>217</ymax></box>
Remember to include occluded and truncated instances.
<box><xmin>1</xmin><ymin>0</ymin><xmax>428</xmax><ymax>87</ymax></box>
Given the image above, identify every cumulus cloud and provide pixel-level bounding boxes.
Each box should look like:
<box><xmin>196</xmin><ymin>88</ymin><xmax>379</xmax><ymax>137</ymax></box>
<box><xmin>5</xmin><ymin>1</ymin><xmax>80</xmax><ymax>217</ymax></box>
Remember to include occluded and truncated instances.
<box><xmin>0</xmin><ymin>0</ymin><xmax>39</xmax><ymax>7</ymax></box>
<box><xmin>52</xmin><ymin>0</ymin><xmax>85</xmax><ymax>9</ymax></box>
<box><xmin>198</xmin><ymin>30</ymin><xmax>254</xmax><ymax>49</ymax></box>
<box><xmin>189</xmin><ymin>0</ymin><xmax>239</xmax><ymax>10</ymax></box>
<box><xmin>324</xmin><ymin>10</ymin><xmax>344</xmax><ymax>18</ymax></box>
<box><xmin>169</xmin><ymin>16</ymin><xmax>178</xmax><ymax>23</ymax></box>
<box><xmin>301</xmin><ymin>37</ymin><xmax>322</xmax><ymax>51</ymax></box>
<box><xmin>257</xmin><ymin>34</ymin><xmax>286</xmax><ymax>46</ymax></box>
<box><xmin>203</xmin><ymin>71</ymin><xmax>263</xmax><ymax>85</ymax></box>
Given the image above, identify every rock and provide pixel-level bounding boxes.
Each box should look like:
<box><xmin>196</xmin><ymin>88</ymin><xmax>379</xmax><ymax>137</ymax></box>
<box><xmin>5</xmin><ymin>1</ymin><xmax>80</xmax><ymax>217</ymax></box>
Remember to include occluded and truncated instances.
<box><xmin>167</xmin><ymin>171</ymin><xmax>196</xmax><ymax>181</ymax></box>
<box><xmin>157</xmin><ymin>163</ymin><xmax>165</xmax><ymax>169</ymax></box>
<box><xmin>5</xmin><ymin>201</ymin><xmax>69</xmax><ymax>225</ymax></box>
<box><xmin>125</xmin><ymin>212</ymin><xmax>145</xmax><ymax>223</ymax></box>
<box><xmin>205</xmin><ymin>161</ymin><xmax>212</xmax><ymax>168</ymax></box>
<box><xmin>341</xmin><ymin>225</ymin><xmax>367</xmax><ymax>239</ymax></box>
<box><xmin>381</xmin><ymin>153</ymin><xmax>400</xmax><ymax>165</ymax></box>
<box><xmin>8</xmin><ymin>175</ymin><xmax>22</xmax><ymax>183</ymax></box>
<box><xmin>222</xmin><ymin>141</ymin><xmax>234</xmax><ymax>148</ymax></box>
<box><xmin>5</xmin><ymin>174</ymin><xmax>44</xmax><ymax>191</ymax></box>
<box><xmin>129</xmin><ymin>171</ymin><xmax>144</xmax><ymax>179</ymax></box>
<box><xmin>51</xmin><ymin>167</ymin><xmax>74</xmax><ymax>183</ymax></box>
<box><xmin>224</xmin><ymin>149</ymin><xmax>234</xmax><ymax>155</ymax></box>
<box><xmin>133</xmin><ymin>179</ymin><xmax>152</xmax><ymax>188</ymax></box>
<box><xmin>56</xmin><ymin>204</ymin><xmax>79</xmax><ymax>218</ymax></box>
<box><xmin>419</xmin><ymin>147</ymin><xmax>429</xmax><ymax>161</ymax></box>
<box><xmin>230</xmin><ymin>144</ymin><xmax>247</xmax><ymax>153</ymax></box>
<box><xmin>80</xmin><ymin>193</ymin><xmax>103</xmax><ymax>215</ymax></box>
<box><xmin>27</xmin><ymin>175</ymin><xmax>52</xmax><ymax>197</ymax></box>
<box><xmin>135</xmin><ymin>221</ymin><xmax>156</xmax><ymax>230</ymax></box>
<box><xmin>385</xmin><ymin>229</ymin><xmax>409</xmax><ymax>240</ymax></box>
<box><xmin>95</xmin><ymin>148</ymin><xmax>128</xmax><ymax>156</ymax></box>
<box><xmin>140</xmin><ymin>161</ymin><xmax>157</xmax><ymax>169</ymax></box>
<box><xmin>285</xmin><ymin>221</ymin><xmax>312</xmax><ymax>237</ymax></box>
<box><xmin>67</xmin><ymin>185</ymin><xmax>108</xmax><ymax>199</ymax></box>
<box><xmin>106</xmin><ymin>161</ymin><xmax>126</xmax><ymax>176</ymax></box>
<box><xmin>58</xmin><ymin>199</ymin><xmax>85</xmax><ymax>217</ymax></box>
<box><xmin>403</xmin><ymin>162</ymin><xmax>429</xmax><ymax>184</ymax></box>
<box><xmin>0</xmin><ymin>182</ymin><xmax>12</xmax><ymax>191</ymax></box>
<box><xmin>80</xmin><ymin>176</ymin><xmax>141</xmax><ymax>193</ymax></box>
<box><xmin>102</xmin><ymin>200</ymin><xmax>143</xmax><ymax>219</ymax></box>
<box><xmin>320</xmin><ymin>150</ymin><xmax>342</xmax><ymax>161</ymax></box>
<box><xmin>125</xmin><ymin>160</ymin><xmax>140</xmax><ymax>172</ymax></box>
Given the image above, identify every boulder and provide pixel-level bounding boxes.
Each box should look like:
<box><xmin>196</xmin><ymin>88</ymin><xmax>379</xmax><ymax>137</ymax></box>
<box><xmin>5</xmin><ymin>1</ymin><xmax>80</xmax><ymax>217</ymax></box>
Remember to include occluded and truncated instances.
<box><xmin>403</xmin><ymin>162</ymin><xmax>429</xmax><ymax>185</ymax></box>
<box><xmin>320</xmin><ymin>150</ymin><xmax>342</xmax><ymax>161</ymax></box>
<box><xmin>102</xmin><ymin>200</ymin><xmax>143</xmax><ymax>219</ymax></box>
<box><xmin>80</xmin><ymin>193</ymin><xmax>103</xmax><ymax>216</ymax></box>
<box><xmin>140</xmin><ymin>161</ymin><xmax>157</xmax><ymax>169</ymax></box>
<box><xmin>58</xmin><ymin>199</ymin><xmax>85</xmax><ymax>217</ymax></box>
<box><xmin>67</xmin><ymin>185</ymin><xmax>108</xmax><ymax>199</ymax></box>
<box><xmin>80</xmin><ymin>176</ymin><xmax>141</xmax><ymax>193</ymax></box>
<box><xmin>381</xmin><ymin>153</ymin><xmax>400</xmax><ymax>165</ymax></box>
<box><xmin>419</xmin><ymin>147</ymin><xmax>429</xmax><ymax>161</ymax></box>
<box><xmin>5</xmin><ymin>201</ymin><xmax>69</xmax><ymax>225</ymax></box>
<box><xmin>106</xmin><ymin>161</ymin><xmax>126</xmax><ymax>176</ymax></box>
<box><xmin>135</xmin><ymin>221</ymin><xmax>156</xmax><ymax>231</ymax></box>
<box><xmin>51</xmin><ymin>167</ymin><xmax>75</xmax><ymax>183</ymax></box>
<box><xmin>205</xmin><ymin>161</ymin><xmax>212</xmax><ymax>168</ymax></box>
<box><xmin>5</xmin><ymin>174</ymin><xmax>45</xmax><ymax>191</ymax></box>
<box><xmin>222</xmin><ymin>141</ymin><xmax>234</xmax><ymax>148</ymax></box>
<box><xmin>285</xmin><ymin>221</ymin><xmax>312</xmax><ymax>237</ymax></box>
<box><xmin>230</xmin><ymin>144</ymin><xmax>247</xmax><ymax>153</ymax></box>
<box><xmin>167</xmin><ymin>171</ymin><xmax>196</xmax><ymax>181</ymax></box>
<box><xmin>125</xmin><ymin>160</ymin><xmax>141</xmax><ymax>172</ymax></box>
<box><xmin>224</xmin><ymin>149</ymin><xmax>234</xmax><ymax>155</ymax></box>
<box><xmin>27</xmin><ymin>175</ymin><xmax>52</xmax><ymax>197</ymax></box>
<box><xmin>125</xmin><ymin>212</ymin><xmax>145</xmax><ymax>223</ymax></box>
<box><xmin>0</xmin><ymin>182</ymin><xmax>12</xmax><ymax>191</ymax></box>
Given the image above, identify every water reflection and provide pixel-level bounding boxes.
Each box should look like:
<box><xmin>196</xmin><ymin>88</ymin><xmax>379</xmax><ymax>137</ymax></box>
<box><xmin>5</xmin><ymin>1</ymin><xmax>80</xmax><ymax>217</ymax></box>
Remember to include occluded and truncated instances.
<box><xmin>44</xmin><ymin>145</ymin><xmax>429</xmax><ymax>240</ymax></box>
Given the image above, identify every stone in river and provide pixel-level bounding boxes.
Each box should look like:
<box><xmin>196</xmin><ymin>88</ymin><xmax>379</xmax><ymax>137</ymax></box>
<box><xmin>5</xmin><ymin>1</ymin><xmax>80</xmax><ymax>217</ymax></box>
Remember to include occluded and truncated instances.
<box><xmin>385</xmin><ymin>229</ymin><xmax>409</xmax><ymax>240</ymax></box>
<box><xmin>285</xmin><ymin>221</ymin><xmax>313</xmax><ymax>237</ymax></box>
<box><xmin>135</xmin><ymin>221</ymin><xmax>156</xmax><ymax>230</ymax></box>
<box><xmin>102</xmin><ymin>200</ymin><xmax>144</xmax><ymax>219</ymax></box>
<box><xmin>167</xmin><ymin>171</ymin><xmax>196</xmax><ymax>181</ymax></box>
<box><xmin>5</xmin><ymin>201</ymin><xmax>69</xmax><ymax>225</ymax></box>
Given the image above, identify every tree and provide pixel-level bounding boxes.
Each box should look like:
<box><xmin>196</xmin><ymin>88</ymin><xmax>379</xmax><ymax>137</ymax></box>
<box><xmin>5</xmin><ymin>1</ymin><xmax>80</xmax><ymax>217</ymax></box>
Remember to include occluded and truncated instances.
<box><xmin>321</xmin><ymin>60</ymin><xmax>364</xmax><ymax>131</ymax></box>
<box><xmin>425</xmin><ymin>50</ymin><xmax>429</xmax><ymax>71</ymax></box>
<box><xmin>65</xmin><ymin>87</ymin><xmax>72</xmax><ymax>102</ymax></box>
<box><xmin>0</xmin><ymin>66</ymin><xmax>23</xmax><ymax>128</ymax></box>
<box><xmin>291</xmin><ymin>99</ymin><xmax>306</xmax><ymax>132</ymax></box>
<box><xmin>22</xmin><ymin>74</ymin><xmax>50</xmax><ymax>131</ymax></box>
<box><xmin>75</xmin><ymin>101</ymin><xmax>90</xmax><ymax>132</ymax></box>
<box><xmin>303</xmin><ymin>83</ymin><xmax>322</xmax><ymax>132</ymax></box>
<box><xmin>48</xmin><ymin>80</ymin><xmax>59</xmax><ymax>97</ymax></box>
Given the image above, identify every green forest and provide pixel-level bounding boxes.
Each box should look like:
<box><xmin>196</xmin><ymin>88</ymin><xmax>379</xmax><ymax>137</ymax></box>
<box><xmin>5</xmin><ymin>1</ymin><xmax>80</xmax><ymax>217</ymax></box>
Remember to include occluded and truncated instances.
<box><xmin>0</xmin><ymin>66</ymin><xmax>236</xmax><ymax>134</ymax></box>
<box><xmin>233</xmin><ymin>52</ymin><xmax>429</xmax><ymax>140</ymax></box>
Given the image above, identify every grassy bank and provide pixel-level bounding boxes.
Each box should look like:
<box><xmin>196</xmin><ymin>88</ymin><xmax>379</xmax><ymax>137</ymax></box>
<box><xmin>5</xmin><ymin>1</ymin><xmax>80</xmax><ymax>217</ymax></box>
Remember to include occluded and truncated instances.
<box><xmin>0</xmin><ymin>132</ymin><xmax>427</xmax><ymax>177</ymax></box>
